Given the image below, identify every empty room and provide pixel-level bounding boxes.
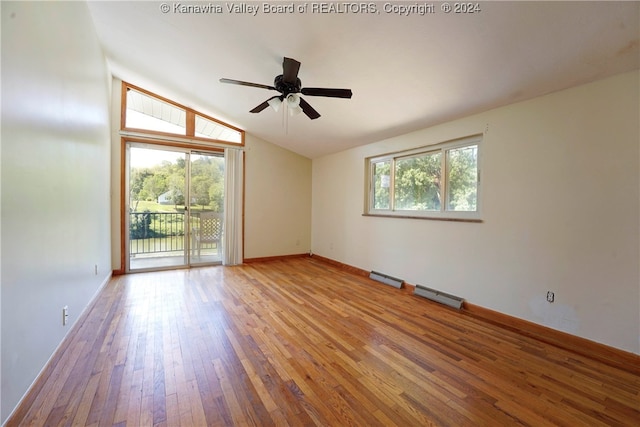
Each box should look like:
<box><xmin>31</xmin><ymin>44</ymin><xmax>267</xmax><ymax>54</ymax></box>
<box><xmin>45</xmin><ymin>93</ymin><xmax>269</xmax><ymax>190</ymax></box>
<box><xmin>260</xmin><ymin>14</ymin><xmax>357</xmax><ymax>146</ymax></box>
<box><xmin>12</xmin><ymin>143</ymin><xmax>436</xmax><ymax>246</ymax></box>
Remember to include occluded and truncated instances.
<box><xmin>1</xmin><ymin>1</ymin><xmax>639</xmax><ymax>426</ymax></box>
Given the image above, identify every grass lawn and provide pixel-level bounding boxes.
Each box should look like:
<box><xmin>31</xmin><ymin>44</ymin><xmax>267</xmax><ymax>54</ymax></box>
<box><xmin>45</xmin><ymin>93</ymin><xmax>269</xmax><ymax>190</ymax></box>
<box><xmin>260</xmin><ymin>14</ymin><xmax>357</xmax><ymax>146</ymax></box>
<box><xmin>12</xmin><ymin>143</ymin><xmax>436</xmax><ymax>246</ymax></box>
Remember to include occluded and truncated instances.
<box><xmin>129</xmin><ymin>201</ymin><xmax>219</xmax><ymax>254</ymax></box>
<box><xmin>130</xmin><ymin>200</ymin><xmax>214</xmax><ymax>213</ymax></box>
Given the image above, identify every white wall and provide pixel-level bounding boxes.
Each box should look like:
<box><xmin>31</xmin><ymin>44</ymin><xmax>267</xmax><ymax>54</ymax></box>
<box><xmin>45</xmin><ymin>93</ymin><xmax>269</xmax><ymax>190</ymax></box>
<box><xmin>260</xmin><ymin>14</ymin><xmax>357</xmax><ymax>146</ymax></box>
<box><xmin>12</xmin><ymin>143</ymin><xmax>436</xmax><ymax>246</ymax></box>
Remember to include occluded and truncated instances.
<box><xmin>312</xmin><ymin>70</ymin><xmax>640</xmax><ymax>354</ymax></box>
<box><xmin>0</xmin><ymin>2</ymin><xmax>112</xmax><ymax>423</ymax></box>
<box><xmin>244</xmin><ymin>134</ymin><xmax>312</xmax><ymax>259</ymax></box>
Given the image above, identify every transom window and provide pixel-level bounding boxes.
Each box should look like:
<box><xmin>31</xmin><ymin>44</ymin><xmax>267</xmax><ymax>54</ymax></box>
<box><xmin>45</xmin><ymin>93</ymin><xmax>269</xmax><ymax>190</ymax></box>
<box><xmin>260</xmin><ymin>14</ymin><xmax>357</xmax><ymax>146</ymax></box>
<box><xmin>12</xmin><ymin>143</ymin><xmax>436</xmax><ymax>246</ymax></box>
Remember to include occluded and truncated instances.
<box><xmin>366</xmin><ymin>135</ymin><xmax>481</xmax><ymax>221</ymax></box>
<box><xmin>122</xmin><ymin>82</ymin><xmax>243</xmax><ymax>146</ymax></box>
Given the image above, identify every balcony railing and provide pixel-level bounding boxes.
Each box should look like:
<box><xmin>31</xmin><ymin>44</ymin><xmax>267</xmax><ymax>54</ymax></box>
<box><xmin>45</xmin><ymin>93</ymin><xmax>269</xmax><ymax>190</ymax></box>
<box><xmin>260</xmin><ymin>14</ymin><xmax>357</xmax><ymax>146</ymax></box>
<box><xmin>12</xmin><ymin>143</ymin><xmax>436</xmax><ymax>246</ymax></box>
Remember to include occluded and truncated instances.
<box><xmin>129</xmin><ymin>211</ymin><xmax>186</xmax><ymax>255</ymax></box>
<box><xmin>129</xmin><ymin>211</ymin><xmax>222</xmax><ymax>259</ymax></box>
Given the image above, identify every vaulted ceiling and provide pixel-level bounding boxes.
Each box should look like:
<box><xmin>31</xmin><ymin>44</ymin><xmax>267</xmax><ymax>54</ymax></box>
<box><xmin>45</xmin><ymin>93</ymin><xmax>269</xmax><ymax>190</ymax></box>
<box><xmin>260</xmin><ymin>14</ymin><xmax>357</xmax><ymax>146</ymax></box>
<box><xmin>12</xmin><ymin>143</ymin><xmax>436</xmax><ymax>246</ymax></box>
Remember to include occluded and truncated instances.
<box><xmin>87</xmin><ymin>1</ymin><xmax>639</xmax><ymax>158</ymax></box>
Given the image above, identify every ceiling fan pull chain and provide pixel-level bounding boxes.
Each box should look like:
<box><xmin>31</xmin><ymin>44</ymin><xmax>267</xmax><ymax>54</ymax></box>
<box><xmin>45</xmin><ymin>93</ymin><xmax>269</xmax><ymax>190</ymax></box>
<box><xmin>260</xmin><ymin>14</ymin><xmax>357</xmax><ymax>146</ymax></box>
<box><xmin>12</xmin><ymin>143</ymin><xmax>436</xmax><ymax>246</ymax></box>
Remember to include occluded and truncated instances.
<box><xmin>285</xmin><ymin>103</ymin><xmax>289</xmax><ymax>135</ymax></box>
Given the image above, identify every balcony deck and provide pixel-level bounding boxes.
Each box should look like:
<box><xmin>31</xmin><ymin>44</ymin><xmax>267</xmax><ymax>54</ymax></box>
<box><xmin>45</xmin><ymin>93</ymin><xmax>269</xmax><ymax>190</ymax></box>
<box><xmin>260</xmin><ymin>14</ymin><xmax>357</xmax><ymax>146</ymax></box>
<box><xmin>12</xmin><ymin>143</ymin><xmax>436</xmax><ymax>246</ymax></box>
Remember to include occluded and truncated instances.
<box><xmin>129</xmin><ymin>251</ymin><xmax>222</xmax><ymax>270</ymax></box>
<box><xmin>129</xmin><ymin>211</ymin><xmax>222</xmax><ymax>271</ymax></box>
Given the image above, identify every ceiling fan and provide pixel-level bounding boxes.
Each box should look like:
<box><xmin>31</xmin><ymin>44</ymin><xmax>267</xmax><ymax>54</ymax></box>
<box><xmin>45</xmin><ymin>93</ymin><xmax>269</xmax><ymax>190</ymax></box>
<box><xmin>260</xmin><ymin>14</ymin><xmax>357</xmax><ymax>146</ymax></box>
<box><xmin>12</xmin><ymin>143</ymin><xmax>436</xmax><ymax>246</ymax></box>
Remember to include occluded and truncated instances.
<box><xmin>220</xmin><ymin>57</ymin><xmax>352</xmax><ymax>120</ymax></box>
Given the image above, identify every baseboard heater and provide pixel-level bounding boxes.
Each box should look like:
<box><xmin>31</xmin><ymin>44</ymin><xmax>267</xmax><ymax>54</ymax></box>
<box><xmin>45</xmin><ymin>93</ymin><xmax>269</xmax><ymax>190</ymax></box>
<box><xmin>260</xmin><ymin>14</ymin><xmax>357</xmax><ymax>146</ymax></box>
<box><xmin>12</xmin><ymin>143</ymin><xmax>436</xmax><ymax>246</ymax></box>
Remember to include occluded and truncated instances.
<box><xmin>414</xmin><ymin>285</ymin><xmax>464</xmax><ymax>310</ymax></box>
<box><xmin>369</xmin><ymin>271</ymin><xmax>404</xmax><ymax>288</ymax></box>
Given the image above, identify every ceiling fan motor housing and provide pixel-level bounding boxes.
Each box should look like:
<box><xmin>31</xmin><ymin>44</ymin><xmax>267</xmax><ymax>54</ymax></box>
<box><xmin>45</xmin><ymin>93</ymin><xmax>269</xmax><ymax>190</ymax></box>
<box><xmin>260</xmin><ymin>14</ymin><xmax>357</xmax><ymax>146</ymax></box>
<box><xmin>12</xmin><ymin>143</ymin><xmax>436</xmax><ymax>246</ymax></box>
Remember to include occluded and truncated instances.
<box><xmin>220</xmin><ymin>57</ymin><xmax>351</xmax><ymax>120</ymax></box>
<box><xmin>274</xmin><ymin>75</ymin><xmax>301</xmax><ymax>96</ymax></box>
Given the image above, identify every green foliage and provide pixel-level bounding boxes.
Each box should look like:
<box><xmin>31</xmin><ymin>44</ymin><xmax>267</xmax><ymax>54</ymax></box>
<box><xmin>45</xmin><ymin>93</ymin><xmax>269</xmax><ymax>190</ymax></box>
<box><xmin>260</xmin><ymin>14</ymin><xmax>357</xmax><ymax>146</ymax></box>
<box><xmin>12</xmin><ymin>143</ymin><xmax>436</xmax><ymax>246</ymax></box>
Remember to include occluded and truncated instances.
<box><xmin>373</xmin><ymin>144</ymin><xmax>478</xmax><ymax>212</ymax></box>
<box><xmin>129</xmin><ymin>153</ymin><xmax>225</xmax><ymax>241</ymax></box>
<box><xmin>191</xmin><ymin>175</ymin><xmax>213</xmax><ymax>208</ymax></box>
<box><xmin>446</xmin><ymin>146</ymin><xmax>478</xmax><ymax>211</ymax></box>
<box><xmin>190</xmin><ymin>155</ymin><xmax>224</xmax><ymax>209</ymax></box>
<box><xmin>167</xmin><ymin>173</ymin><xmax>185</xmax><ymax>207</ymax></box>
<box><xmin>394</xmin><ymin>153</ymin><xmax>441</xmax><ymax>211</ymax></box>
<box><xmin>373</xmin><ymin>161</ymin><xmax>390</xmax><ymax>209</ymax></box>
<box><xmin>208</xmin><ymin>180</ymin><xmax>224</xmax><ymax>212</ymax></box>
<box><xmin>129</xmin><ymin>210</ymin><xmax>153</xmax><ymax>239</ymax></box>
<box><xmin>142</xmin><ymin>174</ymin><xmax>167</xmax><ymax>201</ymax></box>
<box><xmin>130</xmin><ymin>168</ymin><xmax>152</xmax><ymax>211</ymax></box>
<box><xmin>129</xmin><ymin>209</ymin><xmax>186</xmax><ymax>241</ymax></box>
<box><xmin>129</xmin><ymin>153</ymin><xmax>224</xmax><ymax>210</ymax></box>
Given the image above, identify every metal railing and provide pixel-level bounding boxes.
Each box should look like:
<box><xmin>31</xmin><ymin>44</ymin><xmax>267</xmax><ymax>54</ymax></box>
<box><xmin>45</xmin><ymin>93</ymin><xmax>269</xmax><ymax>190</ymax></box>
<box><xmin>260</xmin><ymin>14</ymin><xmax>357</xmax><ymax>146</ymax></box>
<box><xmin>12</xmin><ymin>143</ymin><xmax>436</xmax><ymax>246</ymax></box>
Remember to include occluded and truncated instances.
<box><xmin>129</xmin><ymin>212</ymin><xmax>186</xmax><ymax>255</ymax></box>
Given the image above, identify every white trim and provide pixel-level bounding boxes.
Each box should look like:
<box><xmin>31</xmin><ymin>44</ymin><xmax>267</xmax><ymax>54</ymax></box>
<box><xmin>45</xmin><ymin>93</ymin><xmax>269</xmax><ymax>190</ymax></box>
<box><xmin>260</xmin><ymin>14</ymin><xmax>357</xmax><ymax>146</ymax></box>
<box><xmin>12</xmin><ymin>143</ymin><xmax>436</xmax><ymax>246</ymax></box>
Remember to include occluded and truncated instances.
<box><xmin>365</xmin><ymin>134</ymin><xmax>482</xmax><ymax>221</ymax></box>
<box><xmin>119</xmin><ymin>130</ymin><xmax>245</xmax><ymax>151</ymax></box>
<box><xmin>368</xmin><ymin>134</ymin><xmax>481</xmax><ymax>164</ymax></box>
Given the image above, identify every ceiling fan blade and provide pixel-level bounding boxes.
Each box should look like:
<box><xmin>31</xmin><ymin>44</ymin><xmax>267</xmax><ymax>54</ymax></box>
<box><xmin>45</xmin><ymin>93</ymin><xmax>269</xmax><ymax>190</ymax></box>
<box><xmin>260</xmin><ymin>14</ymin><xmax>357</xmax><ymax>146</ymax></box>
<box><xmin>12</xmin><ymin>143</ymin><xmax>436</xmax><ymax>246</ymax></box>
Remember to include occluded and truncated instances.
<box><xmin>282</xmin><ymin>57</ymin><xmax>301</xmax><ymax>84</ymax></box>
<box><xmin>250</xmin><ymin>96</ymin><xmax>282</xmax><ymax>113</ymax></box>
<box><xmin>220</xmin><ymin>78</ymin><xmax>276</xmax><ymax>91</ymax></box>
<box><xmin>299</xmin><ymin>97</ymin><xmax>321</xmax><ymax>120</ymax></box>
<box><xmin>300</xmin><ymin>87</ymin><xmax>353</xmax><ymax>98</ymax></box>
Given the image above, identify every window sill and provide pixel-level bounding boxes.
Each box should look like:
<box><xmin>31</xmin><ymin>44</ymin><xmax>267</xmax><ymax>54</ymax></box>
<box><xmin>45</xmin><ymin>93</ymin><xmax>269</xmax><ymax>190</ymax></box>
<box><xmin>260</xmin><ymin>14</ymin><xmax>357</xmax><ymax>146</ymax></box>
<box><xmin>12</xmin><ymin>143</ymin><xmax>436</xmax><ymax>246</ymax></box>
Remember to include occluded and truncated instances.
<box><xmin>362</xmin><ymin>213</ymin><xmax>483</xmax><ymax>223</ymax></box>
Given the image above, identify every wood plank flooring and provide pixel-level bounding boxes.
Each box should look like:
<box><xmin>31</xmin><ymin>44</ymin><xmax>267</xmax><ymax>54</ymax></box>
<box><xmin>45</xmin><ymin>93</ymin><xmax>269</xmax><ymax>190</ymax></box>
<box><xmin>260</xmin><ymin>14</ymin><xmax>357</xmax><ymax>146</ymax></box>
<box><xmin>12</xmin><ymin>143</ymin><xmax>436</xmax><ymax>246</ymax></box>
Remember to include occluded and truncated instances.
<box><xmin>9</xmin><ymin>257</ymin><xmax>640</xmax><ymax>426</ymax></box>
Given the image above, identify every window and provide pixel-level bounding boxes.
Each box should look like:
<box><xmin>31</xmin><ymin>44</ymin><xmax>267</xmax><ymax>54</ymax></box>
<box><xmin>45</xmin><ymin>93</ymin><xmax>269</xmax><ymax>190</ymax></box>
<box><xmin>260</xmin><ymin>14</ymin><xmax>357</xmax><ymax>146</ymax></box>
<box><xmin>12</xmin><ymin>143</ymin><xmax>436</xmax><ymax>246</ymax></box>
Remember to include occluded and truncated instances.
<box><xmin>195</xmin><ymin>114</ymin><xmax>242</xmax><ymax>143</ymax></box>
<box><xmin>122</xmin><ymin>82</ymin><xmax>243</xmax><ymax>146</ymax></box>
<box><xmin>366</xmin><ymin>135</ymin><xmax>481</xmax><ymax>221</ymax></box>
<box><xmin>125</xmin><ymin>88</ymin><xmax>187</xmax><ymax>135</ymax></box>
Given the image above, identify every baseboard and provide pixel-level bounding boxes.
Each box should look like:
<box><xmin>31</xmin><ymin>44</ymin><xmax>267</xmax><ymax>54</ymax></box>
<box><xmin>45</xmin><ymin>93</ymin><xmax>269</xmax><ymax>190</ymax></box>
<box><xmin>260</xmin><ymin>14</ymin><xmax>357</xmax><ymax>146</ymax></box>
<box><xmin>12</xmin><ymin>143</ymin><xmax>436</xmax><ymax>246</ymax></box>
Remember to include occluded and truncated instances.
<box><xmin>243</xmin><ymin>253</ymin><xmax>310</xmax><ymax>263</ymax></box>
<box><xmin>308</xmin><ymin>254</ymin><xmax>640</xmax><ymax>376</ymax></box>
<box><xmin>4</xmin><ymin>273</ymin><xmax>113</xmax><ymax>426</ymax></box>
<box><xmin>309</xmin><ymin>254</ymin><xmax>369</xmax><ymax>277</ymax></box>
<box><xmin>309</xmin><ymin>254</ymin><xmax>414</xmax><ymax>294</ymax></box>
<box><xmin>462</xmin><ymin>302</ymin><xmax>640</xmax><ymax>376</ymax></box>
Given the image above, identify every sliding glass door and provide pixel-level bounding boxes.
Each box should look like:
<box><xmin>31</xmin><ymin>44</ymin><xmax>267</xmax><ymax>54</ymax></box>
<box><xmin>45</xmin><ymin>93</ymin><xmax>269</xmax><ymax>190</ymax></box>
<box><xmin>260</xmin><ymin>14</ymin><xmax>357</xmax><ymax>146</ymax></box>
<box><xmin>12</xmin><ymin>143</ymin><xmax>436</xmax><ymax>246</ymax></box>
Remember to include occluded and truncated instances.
<box><xmin>188</xmin><ymin>152</ymin><xmax>225</xmax><ymax>266</ymax></box>
<box><xmin>126</xmin><ymin>143</ymin><xmax>224</xmax><ymax>272</ymax></box>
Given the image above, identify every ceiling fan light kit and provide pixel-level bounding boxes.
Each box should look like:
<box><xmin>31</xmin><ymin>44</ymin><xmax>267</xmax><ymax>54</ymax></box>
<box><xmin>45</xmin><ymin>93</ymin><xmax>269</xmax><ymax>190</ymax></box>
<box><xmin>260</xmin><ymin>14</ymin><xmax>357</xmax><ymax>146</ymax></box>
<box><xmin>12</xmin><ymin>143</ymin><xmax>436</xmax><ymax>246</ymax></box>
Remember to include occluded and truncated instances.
<box><xmin>267</xmin><ymin>96</ymin><xmax>282</xmax><ymax>112</ymax></box>
<box><xmin>286</xmin><ymin>94</ymin><xmax>302</xmax><ymax>116</ymax></box>
<box><xmin>220</xmin><ymin>57</ymin><xmax>352</xmax><ymax>120</ymax></box>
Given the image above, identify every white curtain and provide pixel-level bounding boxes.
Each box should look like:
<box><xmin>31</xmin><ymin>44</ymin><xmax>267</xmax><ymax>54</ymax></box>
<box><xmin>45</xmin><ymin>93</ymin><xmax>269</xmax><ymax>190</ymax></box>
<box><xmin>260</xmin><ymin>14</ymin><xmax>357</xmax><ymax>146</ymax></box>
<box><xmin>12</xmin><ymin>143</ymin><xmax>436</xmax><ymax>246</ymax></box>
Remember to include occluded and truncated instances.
<box><xmin>223</xmin><ymin>147</ymin><xmax>244</xmax><ymax>265</ymax></box>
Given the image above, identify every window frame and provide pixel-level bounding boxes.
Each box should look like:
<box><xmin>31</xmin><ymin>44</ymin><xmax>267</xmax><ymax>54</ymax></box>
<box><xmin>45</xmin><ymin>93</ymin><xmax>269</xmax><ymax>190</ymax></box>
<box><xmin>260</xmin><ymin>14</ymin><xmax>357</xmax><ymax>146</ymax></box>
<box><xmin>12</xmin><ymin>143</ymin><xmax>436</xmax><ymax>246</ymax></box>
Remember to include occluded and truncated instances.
<box><xmin>121</xmin><ymin>81</ymin><xmax>244</xmax><ymax>147</ymax></box>
<box><xmin>365</xmin><ymin>135</ymin><xmax>482</xmax><ymax>222</ymax></box>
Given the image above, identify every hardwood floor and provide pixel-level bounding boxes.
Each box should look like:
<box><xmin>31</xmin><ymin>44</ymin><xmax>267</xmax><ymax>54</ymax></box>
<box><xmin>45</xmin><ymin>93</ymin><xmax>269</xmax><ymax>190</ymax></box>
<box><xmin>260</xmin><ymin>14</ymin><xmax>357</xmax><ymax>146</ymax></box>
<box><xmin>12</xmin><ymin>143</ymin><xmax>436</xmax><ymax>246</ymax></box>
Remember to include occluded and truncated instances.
<box><xmin>9</xmin><ymin>257</ymin><xmax>640</xmax><ymax>426</ymax></box>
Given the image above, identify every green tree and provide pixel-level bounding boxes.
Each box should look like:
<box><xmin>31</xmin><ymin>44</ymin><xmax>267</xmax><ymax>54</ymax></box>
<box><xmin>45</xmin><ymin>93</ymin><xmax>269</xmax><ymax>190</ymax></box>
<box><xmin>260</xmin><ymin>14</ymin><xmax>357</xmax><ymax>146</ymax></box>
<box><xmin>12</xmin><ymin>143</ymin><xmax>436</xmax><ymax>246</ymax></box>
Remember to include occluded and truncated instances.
<box><xmin>191</xmin><ymin>175</ymin><xmax>214</xmax><ymax>208</ymax></box>
<box><xmin>208</xmin><ymin>180</ymin><xmax>224</xmax><ymax>212</ymax></box>
<box><xmin>129</xmin><ymin>168</ymin><xmax>152</xmax><ymax>211</ymax></box>
<box><xmin>166</xmin><ymin>173</ymin><xmax>185</xmax><ymax>208</ymax></box>
<box><xmin>130</xmin><ymin>210</ymin><xmax>153</xmax><ymax>239</ymax></box>
<box><xmin>130</xmin><ymin>154</ymin><xmax>224</xmax><ymax>211</ymax></box>
<box><xmin>143</xmin><ymin>174</ymin><xmax>167</xmax><ymax>201</ymax></box>
<box><xmin>394</xmin><ymin>153</ymin><xmax>441</xmax><ymax>210</ymax></box>
<box><xmin>175</xmin><ymin>157</ymin><xmax>186</xmax><ymax>170</ymax></box>
<box><xmin>190</xmin><ymin>155</ymin><xmax>224</xmax><ymax>211</ymax></box>
<box><xmin>446</xmin><ymin>146</ymin><xmax>477</xmax><ymax>211</ymax></box>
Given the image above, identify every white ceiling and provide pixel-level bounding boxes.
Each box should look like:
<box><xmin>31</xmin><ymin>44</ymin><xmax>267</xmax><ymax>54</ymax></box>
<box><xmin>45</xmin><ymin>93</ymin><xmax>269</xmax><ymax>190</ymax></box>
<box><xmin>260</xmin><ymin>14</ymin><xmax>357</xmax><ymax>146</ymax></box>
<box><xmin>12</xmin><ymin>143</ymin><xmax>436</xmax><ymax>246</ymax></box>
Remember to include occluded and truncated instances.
<box><xmin>87</xmin><ymin>1</ymin><xmax>640</xmax><ymax>158</ymax></box>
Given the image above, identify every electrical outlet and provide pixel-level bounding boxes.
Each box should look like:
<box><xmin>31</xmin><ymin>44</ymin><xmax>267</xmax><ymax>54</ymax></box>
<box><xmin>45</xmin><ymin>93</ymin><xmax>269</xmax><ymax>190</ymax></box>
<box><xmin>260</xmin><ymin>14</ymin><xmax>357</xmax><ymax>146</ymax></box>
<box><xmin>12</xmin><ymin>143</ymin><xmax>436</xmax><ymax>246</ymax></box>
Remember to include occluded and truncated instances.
<box><xmin>62</xmin><ymin>306</ymin><xmax>69</xmax><ymax>326</ymax></box>
<box><xmin>546</xmin><ymin>291</ymin><xmax>555</xmax><ymax>303</ymax></box>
